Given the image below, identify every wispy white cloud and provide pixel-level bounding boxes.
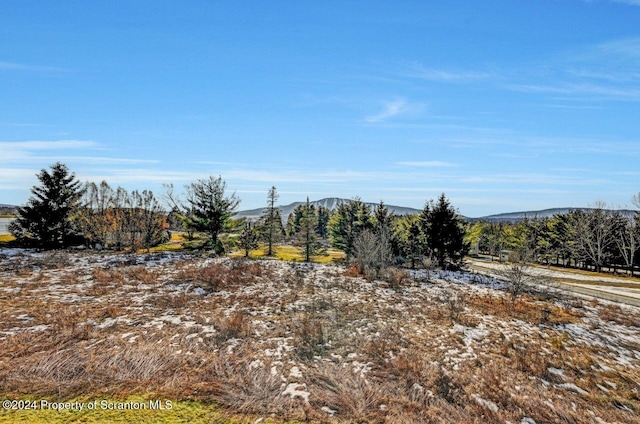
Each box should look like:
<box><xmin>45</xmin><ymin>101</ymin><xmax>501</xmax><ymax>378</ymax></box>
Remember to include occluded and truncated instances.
<box><xmin>457</xmin><ymin>173</ymin><xmax>610</xmax><ymax>186</ymax></box>
<box><xmin>611</xmin><ymin>0</ymin><xmax>640</xmax><ymax>6</ymax></box>
<box><xmin>0</xmin><ymin>168</ymin><xmax>40</xmax><ymax>190</ymax></box>
<box><xmin>396</xmin><ymin>161</ymin><xmax>459</xmax><ymax>167</ymax></box>
<box><xmin>0</xmin><ymin>140</ymin><xmax>98</xmax><ymax>162</ymax></box>
<box><xmin>0</xmin><ymin>61</ymin><xmax>68</xmax><ymax>73</ymax></box>
<box><xmin>508</xmin><ymin>82</ymin><xmax>640</xmax><ymax>100</ymax></box>
<box><xmin>0</xmin><ymin>140</ymin><xmax>98</xmax><ymax>151</ymax></box>
<box><xmin>43</xmin><ymin>156</ymin><xmax>159</xmax><ymax>165</ymax></box>
<box><xmin>507</xmin><ymin>37</ymin><xmax>640</xmax><ymax>102</ymax></box>
<box><xmin>79</xmin><ymin>169</ymin><xmax>203</xmax><ymax>184</ymax></box>
<box><xmin>401</xmin><ymin>63</ymin><xmax>492</xmax><ymax>82</ymax></box>
<box><xmin>0</xmin><ymin>140</ymin><xmax>162</xmax><ymax>167</ymax></box>
<box><xmin>363</xmin><ymin>98</ymin><xmax>427</xmax><ymax>124</ymax></box>
<box><xmin>365</xmin><ymin>99</ymin><xmax>409</xmax><ymax>123</ymax></box>
<box><xmin>221</xmin><ymin>168</ymin><xmax>397</xmax><ymax>184</ymax></box>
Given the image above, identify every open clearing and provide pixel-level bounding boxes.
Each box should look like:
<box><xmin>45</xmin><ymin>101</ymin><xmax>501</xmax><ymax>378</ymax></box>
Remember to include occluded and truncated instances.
<box><xmin>0</xmin><ymin>250</ymin><xmax>639</xmax><ymax>423</ymax></box>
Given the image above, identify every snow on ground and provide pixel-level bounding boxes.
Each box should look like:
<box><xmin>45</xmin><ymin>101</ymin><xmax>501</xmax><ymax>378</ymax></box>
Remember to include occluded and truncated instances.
<box><xmin>0</xmin><ymin>249</ymin><xmax>638</xmax><ymax>422</ymax></box>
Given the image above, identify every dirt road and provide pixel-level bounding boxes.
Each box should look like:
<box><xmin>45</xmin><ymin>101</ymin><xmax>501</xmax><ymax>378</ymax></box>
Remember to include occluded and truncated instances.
<box><xmin>467</xmin><ymin>257</ymin><xmax>640</xmax><ymax>307</ymax></box>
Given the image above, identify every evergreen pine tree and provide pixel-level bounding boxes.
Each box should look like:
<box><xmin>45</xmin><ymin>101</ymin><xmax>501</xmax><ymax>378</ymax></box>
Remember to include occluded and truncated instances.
<box><xmin>10</xmin><ymin>162</ymin><xmax>83</xmax><ymax>248</ymax></box>
<box><xmin>238</xmin><ymin>220</ymin><xmax>260</xmax><ymax>257</ymax></box>
<box><xmin>262</xmin><ymin>186</ymin><xmax>281</xmax><ymax>256</ymax></box>
<box><xmin>328</xmin><ymin>198</ymin><xmax>372</xmax><ymax>257</ymax></box>
<box><xmin>315</xmin><ymin>206</ymin><xmax>331</xmax><ymax>239</ymax></box>
<box><xmin>423</xmin><ymin>193</ymin><xmax>469</xmax><ymax>269</ymax></box>
<box><xmin>297</xmin><ymin>197</ymin><xmax>320</xmax><ymax>262</ymax></box>
<box><xmin>184</xmin><ymin>176</ymin><xmax>240</xmax><ymax>252</ymax></box>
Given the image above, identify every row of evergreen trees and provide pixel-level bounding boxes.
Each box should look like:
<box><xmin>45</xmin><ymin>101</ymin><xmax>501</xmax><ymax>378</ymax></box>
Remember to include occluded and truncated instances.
<box><xmin>9</xmin><ymin>163</ymin><xmax>469</xmax><ymax>271</ymax></box>
<box><xmin>468</xmin><ymin>205</ymin><xmax>640</xmax><ymax>275</ymax></box>
<box><xmin>236</xmin><ymin>189</ymin><xmax>469</xmax><ymax>270</ymax></box>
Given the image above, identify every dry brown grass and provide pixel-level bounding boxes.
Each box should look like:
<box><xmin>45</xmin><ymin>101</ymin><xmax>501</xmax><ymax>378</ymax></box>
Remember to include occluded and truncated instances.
<box><xmin>598</xmin><ymin>303</ymin><xmax>640</xmax><ymax>327</ymax></box>
<box><xmin>0</xmin><ymin>254</ymin><xmax>638</xmax><ymax>423</ymax></box>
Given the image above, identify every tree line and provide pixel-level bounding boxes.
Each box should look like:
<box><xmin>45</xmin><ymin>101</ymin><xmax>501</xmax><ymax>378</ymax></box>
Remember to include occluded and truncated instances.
<box><xmin>9</xmin><ymin>163</ymin><xmax>470</xmax><ymax>271</ymax></box>
<box><xmin>9</xmin><ymin>163</ymin><xmax>169</xmax><ymax>251</ymax></box>
<box><xmin>20</xmin><ymin>163</ymin><xmax>640</xmax><ymax>279</ymax></box>
<box><xmin>467</xmin><ymin>201</ymin><xmax>640</xmax><ymax>276</ymax></box>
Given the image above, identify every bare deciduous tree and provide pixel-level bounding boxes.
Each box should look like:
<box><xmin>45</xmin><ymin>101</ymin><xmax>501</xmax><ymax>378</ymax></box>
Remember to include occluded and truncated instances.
<box><xmin>498</xmin><ymin>254</ymin><xmax>532</xmax><ymax>301</ymax></box>
<box><xmin>569</xmin><ymin>204</ymin><xmax>618</xmax><ymax>273</ymax></box>
<box><xmin>76</xmin><ymin>181</ymin><xmax>115</xmax><ymax>248</ymax></box>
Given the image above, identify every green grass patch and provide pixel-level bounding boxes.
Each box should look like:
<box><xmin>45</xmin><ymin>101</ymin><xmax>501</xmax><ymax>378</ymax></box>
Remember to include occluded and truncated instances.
<box><xmin>147</xmin><ymin>234</ymin><xmax>186</xmax><ymax>252</ymax></box>
<box><xmin>229</xmin><ymin>244</ymin><xmax>345</xmax><ymax>263</ymax></box>
<box><xmin>0</xmin><ymin>396</ymin><xmax>287</xmax><ymax>424</ymax></box>
<box><xmin>147</xmin><ymin>243</ymin><xmax>184</xmax><ymax>253</ymax></box>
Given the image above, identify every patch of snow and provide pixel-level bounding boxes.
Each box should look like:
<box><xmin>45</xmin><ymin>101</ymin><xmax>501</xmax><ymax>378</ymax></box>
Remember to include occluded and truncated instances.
<box><xmin>289</xmin><ymin>366</ymin><xmax>303</xmax><ymax>379</ymax></box>
<box><xmin>558</xmin><ymin>383</ymin><xmax>589</xmax><ymax>396</ymax></box>
<box><xmin>471</xmin><ymin>394</ymin><xmax>499</xmax><ymax>413</ymax></box>
<box><xmin>249</xmin><ymin>359</ymin><xmax>264</xmax><ymax>369</ymax></box>
<box><xmin>547</xmin><ymin>367</ymin><xmax>566</xmax><ymax>379</ymax></box>
<box><xmin>282</xmin><ymin>383</ymin><xmax>310</xmax><ymax>404</ymax></box>
<box><xmin>321</xmin><ymin>406</ymin><xmax>336</xmax><ymax>416</ymax></box>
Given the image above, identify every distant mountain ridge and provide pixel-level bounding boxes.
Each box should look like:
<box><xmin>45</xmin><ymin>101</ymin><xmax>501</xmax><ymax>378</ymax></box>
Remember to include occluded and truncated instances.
<box><xmin>235</xmin><ymin>200</ymin><xmax>639</xmax><ymax>224</ymax></box>
<box><xmin>471</xmin><ymin>207</ymin><xmax>639</xmax><ymax>223</ymax></box>
<box><xmin>234</xmin><ymin>197</ymin><xmax>421</xmax><ymax>223</ymax></box>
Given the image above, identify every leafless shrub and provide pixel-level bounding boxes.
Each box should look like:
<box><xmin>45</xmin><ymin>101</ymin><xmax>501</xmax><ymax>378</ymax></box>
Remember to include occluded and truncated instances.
<box><xmin>181</xmin><ymin>260</ymin><xmax>269</xmax><ymax>292</ymax></box>
<box><xmin>125</xmin><ymin>266</ymin><xmax>160</xmax><ymax>285</ymax></box>
<box><xmin>351</xmin><ymin>229</ymin><xmax>389</xmax><ymax>278</ymax></box>
<box><xmin>215</xmin><ymin>310</ymin><xmax>251</xmax><ymax>343</ymax></box>
<box><xmin>379</xmin><ymin>267</ymin><xmax>411</xmax><ymax>290</ymax></box>
<box><xmin>294</xmin><ymin>312</ymin><xmax>327</xmax><ymax>359</ymax></box>
<box><xmin>497</xmin><ymin>255</ymin><xmax>534</xmax><ymax>301</ymax></box>
<box><xmin>440</xmin><ymin>289</ymin><xmax>464</xmax><ymax>323</ymax></box>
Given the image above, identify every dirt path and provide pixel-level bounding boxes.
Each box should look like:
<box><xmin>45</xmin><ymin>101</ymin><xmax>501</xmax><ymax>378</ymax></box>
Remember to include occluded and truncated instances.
<box><xmin>467</xmin><ymin>257</ymin><xmax>640</xmax><ymax>307</ymax></box>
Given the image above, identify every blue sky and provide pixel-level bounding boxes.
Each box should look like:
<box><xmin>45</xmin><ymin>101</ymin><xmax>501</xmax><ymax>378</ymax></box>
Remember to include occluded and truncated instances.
<box><xmin>1</xmin><ymin>0</ymin><xmax>639</xmax><ymax>217</ymax></box>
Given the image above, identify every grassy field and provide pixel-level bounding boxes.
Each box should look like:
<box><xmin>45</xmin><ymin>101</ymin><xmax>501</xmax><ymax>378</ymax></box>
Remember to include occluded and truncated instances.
<box><xmin>228</xmin><ymin>244</ymin><xmax>346</xmax><ymax>263</ymax></box>
<box><xmin>149</xmin><ymin>232</ymin><xmax>347</xmax><ymax>264</ymax></box>
<box><xmin>0</xmin><ymin>396</ymin><xmax>250</xmax><ymax>424</ymax></box>
<box><xmin>0</xmin><ymin>252</ymin><xmax>638</xmax><ymax>423</ymax></box>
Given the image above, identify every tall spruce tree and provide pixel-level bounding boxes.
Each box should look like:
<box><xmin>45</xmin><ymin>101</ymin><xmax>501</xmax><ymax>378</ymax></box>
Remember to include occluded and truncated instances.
<box><xmin>328</xmin><ymin>198</ymin><xmax>372</xmax><ymax>257</ymax></box>
<box><xmin>238</xmin><ymin>220</ymin><xmax>260</xmax><ymax>257</ymax></box>
<box><xmin>10</xmin><ymin>162</ymin><xmax>83</xmax><ymax>248</ymax></box>
<box><xmin>297</xmin><ymin>197</ymin><xmax>320</xmax><ymax>262</ymax></box>
<box><xmin>262</xmin><ymin>186</ymin><xmax>281</xmax><ymax>256</ymax></box>
<box><xmin>184</xmin><ymin>176</ymin><xmax>240</xmax><ymax>251</ymax></box>
<box><xmin>423</xmin><ymin>194</ymin><xmax>468</xmax><ymax>269</ymax></box>
<box><xmin>315</xmin><ymin>205</ymin><xmax>331</xmax><ymax>239</ymax></box>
